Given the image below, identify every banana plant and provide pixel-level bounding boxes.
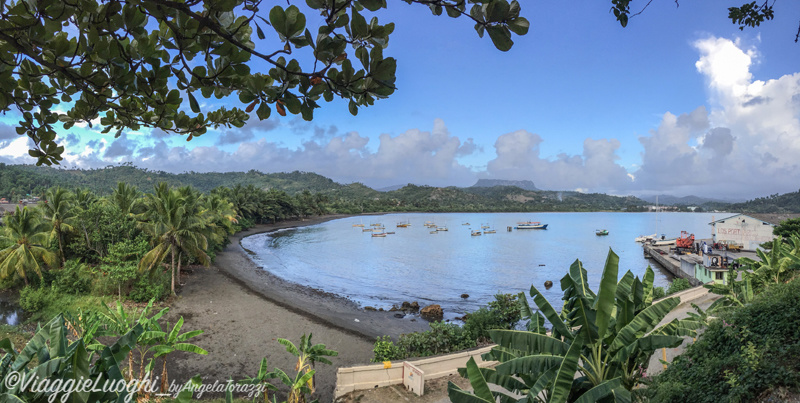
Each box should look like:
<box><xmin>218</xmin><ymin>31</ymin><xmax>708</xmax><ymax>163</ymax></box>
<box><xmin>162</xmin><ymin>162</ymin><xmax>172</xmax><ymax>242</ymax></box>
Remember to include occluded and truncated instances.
<box><xmin>0</xmin><ymin>314</ymin><xmax>143</xmax><ymax>403</ymax></box>
<box><xmin>277</xmin><ymin>334</ymin><xmax>337</xmax><ymax>396</ymax></box>
<box><xmin>239</xmin><ymin>357</ymin><xmax>279</xmax><ymax>403</ymax></box>
<box><xmin>150</xmin><ymin>316</ymin><xmax>208</xmax><ymax>393</ymax></box>
<box><xmin>449</xmin><ymin>249</ymin><xmax>702</xmax><ymax>402</ymax></box>
<box><xmin>705</xmin><ymin>266</ymin><xmax>756</xmax><ymax>311</ymax></box>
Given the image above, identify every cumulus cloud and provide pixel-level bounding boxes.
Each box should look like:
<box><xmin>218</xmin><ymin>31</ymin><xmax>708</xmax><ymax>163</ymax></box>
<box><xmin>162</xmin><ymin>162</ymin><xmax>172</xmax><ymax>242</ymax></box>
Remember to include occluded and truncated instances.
<box><xmin>633</xmin><ymin>36</ymin><xmax>800</xmax><ymax>198</ymax></box>
<box><xmin>485</xmin><ymin>130</ymin><xmax>632</xmax><ymax>192</ymax></box>
<box><xmin>216</xmin><ymin>131</ymin><xmax>255</xmax><ymax>145</ymax></box>
<box><xmin>55</xmin><ymin>118</ymin><xmax>478</xmax><ymax>188</ymax></box>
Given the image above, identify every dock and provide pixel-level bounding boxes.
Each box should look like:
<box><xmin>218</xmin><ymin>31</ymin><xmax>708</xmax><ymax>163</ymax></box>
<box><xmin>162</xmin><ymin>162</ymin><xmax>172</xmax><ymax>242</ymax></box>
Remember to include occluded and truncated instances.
<box><xmin>643</xmin><ymin>239</ymin><xmax>760</xmax><ymax>286</ymax></box>
<box><xmin>643</xmin><ymin>244</ymin><xmax>703</xmax><ymax>286</ymax></box>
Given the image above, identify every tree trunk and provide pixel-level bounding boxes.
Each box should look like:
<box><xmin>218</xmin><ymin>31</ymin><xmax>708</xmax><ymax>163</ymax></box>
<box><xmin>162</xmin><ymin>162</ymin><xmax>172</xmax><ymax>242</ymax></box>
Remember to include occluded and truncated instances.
<box><xmin>177</xmin><ymin>252</ymin><xmax>182</xmax><ymax>288</ymax></box>
<box><xmin>160</xmin><ymin>357</ymin><xmax>169</xmax><ymax>393</ymax></box>
<box><xmin>56</xmin><ymin>227</ymin><xmax>65</xmax><ymax>265</ymax></box>
<box><xmin>170</xmin><ymin>248</ymin><xmax>176</xmax><ymax>295</ymax></box>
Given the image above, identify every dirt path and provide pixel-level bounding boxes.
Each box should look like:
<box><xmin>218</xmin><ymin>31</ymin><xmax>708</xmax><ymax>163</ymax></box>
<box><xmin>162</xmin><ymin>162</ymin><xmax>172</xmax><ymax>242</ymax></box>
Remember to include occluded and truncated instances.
<box><xmin>166</xmin><ymin>216</ymin><xmax>430</xmax><ymax>402</ymax></box>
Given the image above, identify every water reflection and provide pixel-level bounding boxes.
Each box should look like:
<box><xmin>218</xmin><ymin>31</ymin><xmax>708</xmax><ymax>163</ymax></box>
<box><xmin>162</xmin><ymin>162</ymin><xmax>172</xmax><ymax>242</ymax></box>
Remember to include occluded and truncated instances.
<box><xmin>0</xmin><ymin>299</ymin><xmax>22</xmax><ymax>326</ymax></box>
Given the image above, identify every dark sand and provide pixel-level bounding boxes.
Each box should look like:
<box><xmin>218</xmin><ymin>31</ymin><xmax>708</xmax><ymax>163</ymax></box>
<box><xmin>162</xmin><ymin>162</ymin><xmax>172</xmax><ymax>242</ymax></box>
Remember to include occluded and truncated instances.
<box><xmin>167</xmin><ymin>215</ymin><xmax>430</xmax><ymax>401</ymax></box>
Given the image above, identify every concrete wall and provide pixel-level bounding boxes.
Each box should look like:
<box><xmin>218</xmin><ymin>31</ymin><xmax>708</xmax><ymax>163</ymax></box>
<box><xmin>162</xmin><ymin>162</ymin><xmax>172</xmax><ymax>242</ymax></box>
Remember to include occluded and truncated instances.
<box><xmin>711</xmin><ymin>215</ymin><xmax>776</xmax><ymax>250</ymax></box>
<box><xmin>335</xmin><ymin>345</ymin><xmax>496</xmax><ymax>398</ymax></box>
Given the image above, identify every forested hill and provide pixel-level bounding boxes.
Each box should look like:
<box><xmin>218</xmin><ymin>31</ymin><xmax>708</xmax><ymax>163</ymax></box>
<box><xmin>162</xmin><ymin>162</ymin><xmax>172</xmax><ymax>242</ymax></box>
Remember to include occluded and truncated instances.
<box><xmin>0</xmin><ymin>163</ymin><xmax>650</xmax><ymax>212</ymax></box>
<box><xmin>716</xmin><ymin>190</ymin><xmax>800</xmax><ymax>214</ymax></box>
<box><xmin>0</xmin><ymin>163</ymin><xmax>351</xmax><ymax>197</ymax></box>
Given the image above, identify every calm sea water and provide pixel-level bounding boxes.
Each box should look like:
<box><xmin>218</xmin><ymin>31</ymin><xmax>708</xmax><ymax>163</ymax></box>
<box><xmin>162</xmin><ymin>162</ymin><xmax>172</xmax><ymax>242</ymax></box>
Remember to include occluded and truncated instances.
<box><xmin>242</xmin><ymin>212</ymin><xmax>722</xmax><ymax>319</ymax></box>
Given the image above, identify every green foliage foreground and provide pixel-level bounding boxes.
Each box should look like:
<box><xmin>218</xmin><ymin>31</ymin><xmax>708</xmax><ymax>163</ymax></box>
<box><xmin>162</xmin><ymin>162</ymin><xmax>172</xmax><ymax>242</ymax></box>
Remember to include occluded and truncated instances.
<box><xmin>645</xmin><ymin>277</ymin><xmax>800</xmax><ymax>403</ymax></box>
<box><xmin>448</xmin><ymin>249</ymin><xmax>704</xmax><ymax>402</ymax></box>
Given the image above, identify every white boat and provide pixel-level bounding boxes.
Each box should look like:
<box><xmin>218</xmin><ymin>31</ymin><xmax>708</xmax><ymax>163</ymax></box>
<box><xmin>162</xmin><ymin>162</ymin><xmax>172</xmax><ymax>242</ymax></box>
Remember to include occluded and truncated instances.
<box><xmin>651</xmin><ymin>237</ymin><xmax>676</xmax><ymax>246</ymax></box>
<box><xmin>635</xmin><ymin>233</ymin><xmax>656</xmax><ymax>243</ymax></box>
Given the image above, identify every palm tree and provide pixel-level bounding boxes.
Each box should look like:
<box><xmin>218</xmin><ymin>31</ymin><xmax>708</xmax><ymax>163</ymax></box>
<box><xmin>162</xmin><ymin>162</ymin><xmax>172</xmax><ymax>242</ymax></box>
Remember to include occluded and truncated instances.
<box><xmin>0</xmin><ymin>207</ymin><xmax>57</xmax><ymax>285</ymax></box>
<box><xmin>112</xmin><ymin>182</ymin><xmax>141</xmax><ymax>215</ymax></box>
<box><xmin>39</xmin><ymin>186</ymin><xmax>75</xmax><ymax>264</ymax></box>
<box><xmin>138</xmin><ymin>185</ymin><xmax>209</xmax><ymax>295</ymax></box>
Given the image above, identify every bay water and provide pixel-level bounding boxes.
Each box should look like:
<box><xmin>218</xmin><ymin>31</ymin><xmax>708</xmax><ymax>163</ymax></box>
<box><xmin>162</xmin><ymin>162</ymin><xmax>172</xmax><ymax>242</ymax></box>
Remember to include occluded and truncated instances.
<box><xmin>241</xmin><ymin>212</ymin><xmax>722</xmax><ymax>320</ymax></box>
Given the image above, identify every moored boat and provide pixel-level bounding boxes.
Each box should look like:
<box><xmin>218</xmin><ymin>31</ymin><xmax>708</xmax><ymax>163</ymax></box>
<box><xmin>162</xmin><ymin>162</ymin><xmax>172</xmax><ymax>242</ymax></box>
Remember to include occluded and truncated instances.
<box><xmin>596</xmin><ymin>229</ymin><xmax>609</xmax><ymax>236</ymax></box>
<box><xmin>635</xmin><ymin>233</ymin><xmax>656</xmax><ymax>243</ymax></box>
<box><xmin>471</xmin><ymin>230</ymin><xmax>482</xmax><ymax>236</ymax></box>
<box><xmin>371</xmin><ymin>232</ymin><xmax>386</xmax><ymax>237</ymax></box>
<box><xmin>515</xmin><ymin>221</ymin><xmax>548</xmax><ymax>230</ymax></box>
<box><xmin>483</xmin><ymin>229</ymin><xmax>496</xmax><ymax>234</ymax></box>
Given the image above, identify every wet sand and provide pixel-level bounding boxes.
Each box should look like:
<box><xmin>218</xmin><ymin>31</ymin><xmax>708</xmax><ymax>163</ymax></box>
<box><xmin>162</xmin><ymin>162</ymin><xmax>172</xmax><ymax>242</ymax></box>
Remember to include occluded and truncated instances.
<box><xmin>167</xmin><ymin>215</ymin><xmax>430</xmax><ymax>401</ymax></box>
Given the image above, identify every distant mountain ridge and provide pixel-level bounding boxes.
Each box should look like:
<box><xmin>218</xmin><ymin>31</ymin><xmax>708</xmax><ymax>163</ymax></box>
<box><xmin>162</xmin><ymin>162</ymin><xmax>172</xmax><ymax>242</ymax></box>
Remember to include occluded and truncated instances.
<box><xmin>471</xmin><ymin>179</ymin><xmax>539</xmax><ymax>191</ymax></box>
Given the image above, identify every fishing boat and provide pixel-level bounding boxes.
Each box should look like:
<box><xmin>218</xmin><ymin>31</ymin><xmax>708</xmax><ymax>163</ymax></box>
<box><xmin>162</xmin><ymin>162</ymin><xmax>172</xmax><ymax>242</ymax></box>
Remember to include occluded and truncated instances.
<box><xmin>471</xmin><ymin>230</ymin><xmax>482</xmax><ymax>236</ymax></box>
<box><xmin>635</xmin><ymin>233</ymin><xmax>656</xmax><ymax>243</ymax></box>
<box><xmin>371</xmin><ymin>232</ymin><xmax>386</xmax><ymax>237</ymax></box>
<box><xmin>396</xmin><ymin>221</ymin><xmax>411</xmax><ymax>228</ymax></box>
<box><xmin>436</xmin><ymin>226</ymin><xmax>448</xmax><ymax>232</ymax></box>
<box><xmin>484</xmin><ymin>229</ymin><xmax>496</xmax><ymax>234</ymax></box>
<box><xmin>385</xmin><ymin>231</ymin><xmax>396</xmax><ymax>235</ymax></box>
<box><xmin>596</xmin><ymin>229</ymin><xmax>609</xmax><ymax>236</ymax></box>
<box><xmin>430</xmin><ymin>230</ymin><xmax>438</xmax><ymax>234</ymax></box>
<box><xmin>362</xmin><ymin>228</ymin><xmax>373</xmax><ymax>232</ymax></box>
<box><xmin>481</xmin><ymin>224</ymin><xmax>490</xmax><ymax>229</ymax></box>
<box><xmin>370</xmin><ymin>223</ymin><xmax>382</xmax><ymax>227</ymax></box>
<box><xmin>462</xmin><ymin>222</ymin><xmax>470</xmax><ymax>226</ymax></box>
<box><xmin>352</xmin><ymin>223</ymin><xmax>364</xmax><ymax>227</ymax></box>
<box><xmin>515</xmin><ymin>221</ymin><xmax>548</xmax><ymax>230</ymax></box>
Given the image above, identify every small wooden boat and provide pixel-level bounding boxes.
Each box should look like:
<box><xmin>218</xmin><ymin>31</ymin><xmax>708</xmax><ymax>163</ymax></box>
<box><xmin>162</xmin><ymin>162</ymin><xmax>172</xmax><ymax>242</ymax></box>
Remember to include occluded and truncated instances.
<box><xmin>372</xmin><ymin>232</ymin><xmax>386</xmax><ymax>237</ymax></box>
<box><xmin>462</xmin><ymin>222</ymin><xmax>470</xmax><ymax>225</ymax></box>
<box><xmin>370</xmin><ymin>223</ymin><xmax>382</xmax><ymax>227</ymax></box>
<box><xmin>596</xmin><ymin>229</ymin><xmax>609</xmax><ymax>236</ymax></box>
<box><xmin>430</xmin><ymin>230</ymin><xmax>438</xmax><ymax>234</ymax></box>
<box><xmin>385</xmin><ymin>231</ymin><xmax>395</xmax><ymax>235</ymax></box>
<box><xmin>396</xmin><ymin>222</ymin><xmax>411</xmax><ymax>228</ymax></box>
<box><xmin>515</xmin><ymin>221</ymin><xmax>548</xmax><ymax>230</ymax></box>
<box><xmin>436</xmin><ymin>227</ymin><xmax>448</xmax><ymax>232</ymax></box>
<box><xmin>352</xmin><ymin>223</ymin><xmax>364</xmax><ymax>227</ymax></box>
<box><xmin>362</xmin><ymin>228</ymin><xmax>372</xmax><ymax>232</ymax></box>
<box><xmin>471</xmin><ymin>230</ymin><xmax>482</xmax><ymax>236</ymax></box>
<box><xmin>481</xmin><ymin>224</ymin><xmax>490</xmax><ymax>229</ymax></box>
<box><xmin>484</xmin><ymin>229</ymin><xmax>496</xmax><ymax>234</ymax></box>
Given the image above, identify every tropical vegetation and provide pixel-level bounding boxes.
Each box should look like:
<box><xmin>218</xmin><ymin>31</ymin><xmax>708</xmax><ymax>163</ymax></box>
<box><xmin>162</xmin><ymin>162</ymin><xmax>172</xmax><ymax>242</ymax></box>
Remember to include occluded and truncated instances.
<box><xmin>448</xmin><ymin>250</ymin><xmax>703</xmax><ymax>402</ymax></box>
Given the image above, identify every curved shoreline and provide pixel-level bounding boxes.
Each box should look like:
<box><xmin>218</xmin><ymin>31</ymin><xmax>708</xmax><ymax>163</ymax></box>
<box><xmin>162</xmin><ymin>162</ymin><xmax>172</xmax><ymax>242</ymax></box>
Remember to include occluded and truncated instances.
<box><xmin>213</xmin><ymin>215</ymin><xmax>431</xmax><ymax>341</ymax></box>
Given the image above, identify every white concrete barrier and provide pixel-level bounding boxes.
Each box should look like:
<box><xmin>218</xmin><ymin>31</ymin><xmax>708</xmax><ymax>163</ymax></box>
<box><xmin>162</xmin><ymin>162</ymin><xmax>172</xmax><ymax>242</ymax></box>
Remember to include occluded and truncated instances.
<box><xmin>334</xmin><ymin>345</ymin><xmax>497</xmax><ymax>398</ymax></box>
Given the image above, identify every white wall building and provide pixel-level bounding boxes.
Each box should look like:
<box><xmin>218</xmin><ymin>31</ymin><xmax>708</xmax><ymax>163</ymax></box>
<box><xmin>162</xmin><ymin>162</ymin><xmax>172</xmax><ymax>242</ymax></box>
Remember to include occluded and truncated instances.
<box><xmin>709</xmin><ymin>214</ymin><xmax>777</xmax><ymax>250</ymax></box>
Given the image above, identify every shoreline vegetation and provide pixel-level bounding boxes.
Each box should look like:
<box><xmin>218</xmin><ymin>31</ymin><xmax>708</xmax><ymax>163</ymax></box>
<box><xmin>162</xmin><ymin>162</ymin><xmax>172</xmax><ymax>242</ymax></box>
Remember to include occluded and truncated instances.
<box><xmin>1</xmin><ymin>177</ymin><xmax>799</xmax><ymax>401</ymax></box>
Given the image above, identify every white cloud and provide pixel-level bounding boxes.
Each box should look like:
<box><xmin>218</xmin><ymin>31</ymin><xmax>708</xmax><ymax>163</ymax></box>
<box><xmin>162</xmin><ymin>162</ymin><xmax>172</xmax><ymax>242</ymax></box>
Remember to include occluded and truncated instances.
<box><xmin>484</xmin><ymin>130</ymin><xmax>632</xmax><ymax>192</ymax></box>
<box><xmin>634</xmin><ymin>36</ymin><xmax>800</xmax><ymax>198</ymax></box>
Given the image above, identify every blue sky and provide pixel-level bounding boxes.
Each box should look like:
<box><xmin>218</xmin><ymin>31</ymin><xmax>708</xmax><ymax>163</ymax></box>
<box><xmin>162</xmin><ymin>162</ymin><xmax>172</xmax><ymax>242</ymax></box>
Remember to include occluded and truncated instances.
<box><xmin>1</xmin><ymin>1</ymin><xmax>799</xmax><ymax>199</ymax></box>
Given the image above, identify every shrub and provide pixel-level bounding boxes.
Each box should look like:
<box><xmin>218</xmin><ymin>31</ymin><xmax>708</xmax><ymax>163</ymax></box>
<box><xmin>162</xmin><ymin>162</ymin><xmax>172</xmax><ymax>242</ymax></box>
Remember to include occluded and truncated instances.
<box><xmin>371</xmin><ymin>336</ymin><xmax>403</xmax><ymax>362</ymax></box>
<box><xmin>487</xmin><ymin>293</ymin><xmax>521</xmax><ymax>329</ymax></box>
<box><xmin>396</xmin><ymin>321</ymin><xmax>474</xmax><ymax>358</ymax></box>
<box><xmin>645</xmin><ymin>277</ymin><xmax>800</xmax><ymax>403</ymax></box>
<box><xmin>51</xmin><ymin>260</ymin><xmax>92</xmax><ymax>294</ymax></box>
<box><xmin>652</xmin><ymin>286</ymin><xmax>666</xmax><ymax>300</ymax></box>
<box><xmin>463</xmin><ymin>307</ymin><xmax>504</xmax><ymax>343</ymax></box>
<box><xmin>666</xmin><ymin>278</ymin><xmax>692</xmax><ymax>295</ymax></box>
<box><xmin>19</xmin><ymin>286</ymin><xmax>57</xmax><ymax>313</ymax></box>
<box><xmin>129</xmin><ymin>270</ymin><xmax>170</xmax><ymax>303</ymax></box>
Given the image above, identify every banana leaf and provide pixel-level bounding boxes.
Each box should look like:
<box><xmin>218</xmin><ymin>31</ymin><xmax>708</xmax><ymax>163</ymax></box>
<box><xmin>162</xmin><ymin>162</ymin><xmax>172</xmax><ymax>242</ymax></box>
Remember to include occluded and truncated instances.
<box><xmin>549</xmin><ymin>332</ymin><xmax>584</xmax><ymax>403</ymax></box>
<box><xmin>609</xmin><ymin>297</ymin><xmax>680</xmax><ymax>354</ymax></box>
<box><xmin>495</xmin><ymin>354</ymin><xmax>564</xmax><ymax>378</ymax></box>
<box><xmin>489</xmin><ymin>330</ymin><xmax>569</xmax><ymax>356</ymax></box>
<box><xmin>529</xmin><ymin>285</ymin><xmax>572</xmax><ymax>339</ymax></box>
<box><xmin>574</xmin><ymin>377</ymin><xmax>624</xmax><ymax>403</ymax></box>
<box><xmin>594</xmin><ymin>248</ymin><xmax>619</xmax><ymax>342</ymax></box>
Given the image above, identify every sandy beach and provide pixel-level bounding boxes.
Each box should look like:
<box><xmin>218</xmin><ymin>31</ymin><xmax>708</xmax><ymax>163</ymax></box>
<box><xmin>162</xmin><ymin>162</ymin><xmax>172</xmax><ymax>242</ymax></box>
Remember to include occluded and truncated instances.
<box><xmin>166</xmin><ymin>215</ymin><xmax>430</xmax><ymax>401</ymax></box>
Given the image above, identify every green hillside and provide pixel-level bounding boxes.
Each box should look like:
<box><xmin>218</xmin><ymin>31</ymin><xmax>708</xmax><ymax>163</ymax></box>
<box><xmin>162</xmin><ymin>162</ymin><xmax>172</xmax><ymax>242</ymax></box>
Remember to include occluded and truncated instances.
<box><xmin>0</xmin><ymin>163</ymin><xmax>656</xmax><ymax>212</ymax></box>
